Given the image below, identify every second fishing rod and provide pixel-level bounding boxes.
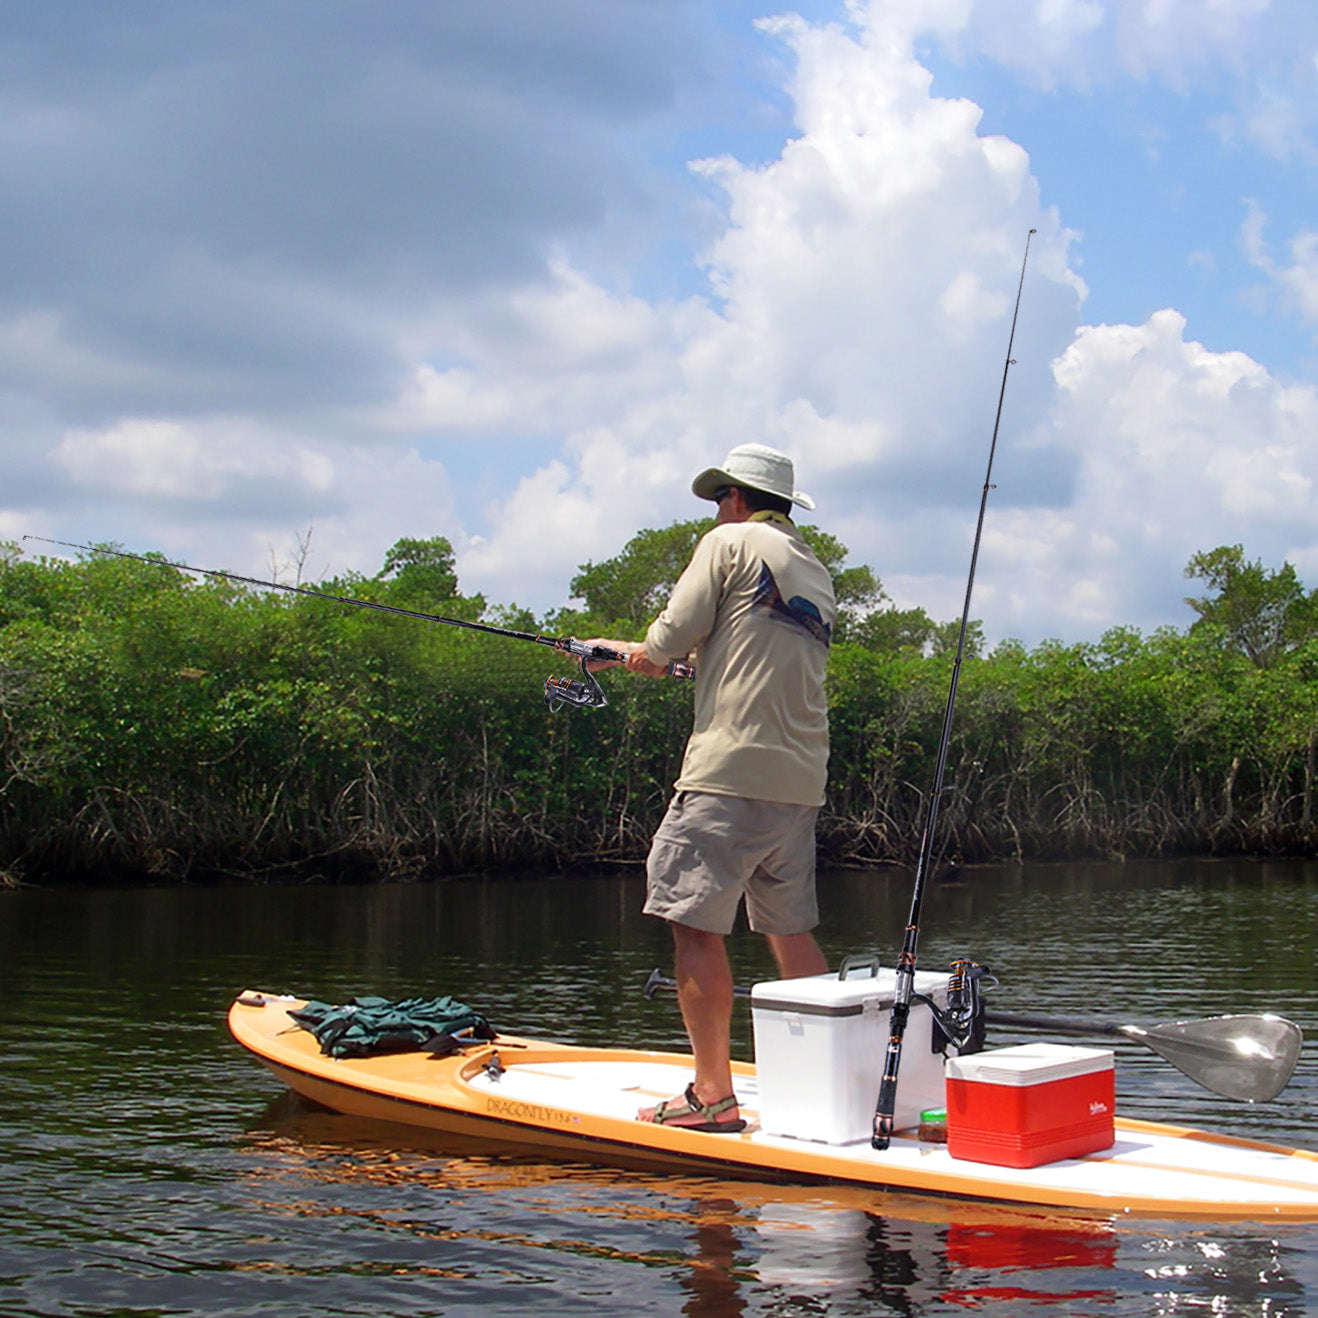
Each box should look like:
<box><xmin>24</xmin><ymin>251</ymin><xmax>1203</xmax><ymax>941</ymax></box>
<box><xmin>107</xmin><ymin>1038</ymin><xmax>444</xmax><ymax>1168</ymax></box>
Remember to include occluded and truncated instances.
<box><xmin>870</xmin><ymin>229</ymin><xmax>1036</xmax><ymax>1151</ymax></box>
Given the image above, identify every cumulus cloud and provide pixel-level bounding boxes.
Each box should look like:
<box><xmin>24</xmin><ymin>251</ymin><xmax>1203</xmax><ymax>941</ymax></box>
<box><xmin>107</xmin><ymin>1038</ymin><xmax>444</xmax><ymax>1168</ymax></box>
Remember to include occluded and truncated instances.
<box><xmin>31</xmin><ymin>414</ymin><xmax>457</xmax><ymax>590</ymax></box>
<box><xmin>0</xmin><ymin>0</ymin><xmax>710</xmax><ymax>588</ymax></box>
<box><xmin>379</xmin><ymin>259</ymin><xmax>706</xmax><ymax>437</ymax></box>
<box><xmin>55</xmin><ymin>419</ymin><xmax>334</xmax><ymax>502</ymax></box>
<box><xmin>444</xmin><ymin>6</ymin><xmax>1087</xmax><ymax>608</ymax></box>
<box><xmin>977</xmin><ymin>309</ymin><xmax>1318</xmax><ymax>638</ymax></box>
<box><xmin>880</xmin><ymin>0</ymin><xmax>1318</xmax><ymax>164</ymax></box>
<box><xmin>881</xmin><ymin>0</ymin><xmax>1291</xmax><ymax>86</ymax></box>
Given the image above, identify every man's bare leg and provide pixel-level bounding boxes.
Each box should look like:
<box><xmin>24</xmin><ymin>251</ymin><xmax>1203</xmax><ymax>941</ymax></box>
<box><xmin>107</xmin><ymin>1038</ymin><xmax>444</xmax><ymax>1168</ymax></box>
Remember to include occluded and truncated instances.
<box><xmin>671</xmin><ymin>923</ymin><xmax>736</xmax><ymax>1103</ymax></box>
<box><xmin>637</xmin><ymin>927</ymin><xmax>826</xmax><ymax>1124</ymax></box>
<box><xmin>638</xmin><ymin>922</ymin><xmax>740</xmax><ymax>1122</ymax></box>
<box><xmin>765</xmin><ymin>930</ymin><xmax>828</xmax><ymax>979</ymax></box>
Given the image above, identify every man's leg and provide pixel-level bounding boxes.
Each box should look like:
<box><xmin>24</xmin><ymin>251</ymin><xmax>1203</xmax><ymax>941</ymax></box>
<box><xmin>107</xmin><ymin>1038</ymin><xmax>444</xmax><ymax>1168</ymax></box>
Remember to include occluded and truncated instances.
<box><xmin>637</xmin><ymin>921</ymin><xmax>744</xmax><ymax>1124</ymax></box>
<box><xmin>671</xmin><ymin>921</ymin><xmax>736</xmax><ymax>1105</ymax></box>
<box><xmin>744</xmin><ymin>805</ymin><xmax>825</xmax><ymax>981</ymax></box>
<box><xmin>765</xmin><ymin>930</ymin><xmax>828</xmax><ymax>979</ymax></box>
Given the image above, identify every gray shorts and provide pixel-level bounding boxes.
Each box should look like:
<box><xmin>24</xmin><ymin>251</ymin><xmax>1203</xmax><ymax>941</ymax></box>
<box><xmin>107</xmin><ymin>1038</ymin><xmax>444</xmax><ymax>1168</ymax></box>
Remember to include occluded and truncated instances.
<box><xmin>644</xmin><ymin>791</ymin><xmax>820</xmax><ymax>936</ymax></box>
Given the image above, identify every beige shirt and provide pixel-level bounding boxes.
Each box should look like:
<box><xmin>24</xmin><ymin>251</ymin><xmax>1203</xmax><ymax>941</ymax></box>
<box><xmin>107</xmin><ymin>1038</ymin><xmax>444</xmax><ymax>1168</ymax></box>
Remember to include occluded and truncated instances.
<box><xmin>644</xmin><ymin>513</ymin><xmax>836</xmax><ymax>806</ymax></box>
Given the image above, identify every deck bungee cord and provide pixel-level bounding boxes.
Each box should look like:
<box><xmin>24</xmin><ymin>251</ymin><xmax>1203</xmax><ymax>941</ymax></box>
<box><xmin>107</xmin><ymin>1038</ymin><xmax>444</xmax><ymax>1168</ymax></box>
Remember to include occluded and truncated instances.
<box><xmin>20</xmin><ymin>535</ymin><xmax>694</xmax><ymax>712</ymax></box>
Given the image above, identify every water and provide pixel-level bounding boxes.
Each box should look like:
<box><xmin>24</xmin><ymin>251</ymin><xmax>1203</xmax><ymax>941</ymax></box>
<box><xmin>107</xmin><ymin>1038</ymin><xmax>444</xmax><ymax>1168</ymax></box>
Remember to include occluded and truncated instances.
<box><xmin>1</xmin><ymin>859</ymin><xmax>1316</xmax><ymax>1317</ymax></box>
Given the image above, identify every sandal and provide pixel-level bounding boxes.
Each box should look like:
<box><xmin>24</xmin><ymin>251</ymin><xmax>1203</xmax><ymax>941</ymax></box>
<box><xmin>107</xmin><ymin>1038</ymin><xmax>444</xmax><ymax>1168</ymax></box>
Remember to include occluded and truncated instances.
<box><xmin>638</xmin><ymin>1083</ymin><xmax>747</xmax><ymax>1133</ymax></box>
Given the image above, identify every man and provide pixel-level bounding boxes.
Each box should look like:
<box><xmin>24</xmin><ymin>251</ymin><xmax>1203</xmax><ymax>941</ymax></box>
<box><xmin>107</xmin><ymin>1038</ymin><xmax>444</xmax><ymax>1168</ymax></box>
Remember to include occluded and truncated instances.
<box><xmin>588</xmin><ymin>442</ymin><xmax>836</xmax><ymax>1132</ymax></box>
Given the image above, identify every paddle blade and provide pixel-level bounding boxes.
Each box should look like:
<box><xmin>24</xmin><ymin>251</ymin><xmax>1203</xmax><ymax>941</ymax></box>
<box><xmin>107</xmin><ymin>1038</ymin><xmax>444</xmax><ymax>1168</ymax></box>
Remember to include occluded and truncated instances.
<box><xmin>1124</xmin><ymin>1014</ymin><xmax>1303</xmax><ymax>1103</ymax></box>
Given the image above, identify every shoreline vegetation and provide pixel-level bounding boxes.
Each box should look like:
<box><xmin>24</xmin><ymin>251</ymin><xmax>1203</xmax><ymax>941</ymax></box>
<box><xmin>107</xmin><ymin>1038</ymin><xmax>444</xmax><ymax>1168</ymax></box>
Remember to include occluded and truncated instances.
<box><xmin>2</xmin><ymin>532</ymin><xmax>1316</xmax><ymax>887</ymax></box>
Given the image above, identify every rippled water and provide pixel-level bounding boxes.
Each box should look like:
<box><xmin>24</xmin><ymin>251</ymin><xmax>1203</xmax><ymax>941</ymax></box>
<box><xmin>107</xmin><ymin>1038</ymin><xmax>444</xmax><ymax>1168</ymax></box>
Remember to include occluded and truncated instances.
<box><xmin>1</xmin><ymin>859</ymin><xmax>1316</xmax><ymax>1316</ymax></box>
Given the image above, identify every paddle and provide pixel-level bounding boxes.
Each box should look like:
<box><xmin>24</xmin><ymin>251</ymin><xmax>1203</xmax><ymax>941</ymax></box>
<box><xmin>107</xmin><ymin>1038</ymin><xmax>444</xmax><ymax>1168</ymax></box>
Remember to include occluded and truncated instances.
<box><xmin>985</xmin><ymin>1010</ymin><xmax>1302</xmax><ymax>1104</ymax></box>
<box><xmin>641</xmin><ymin>970</ymin><xmax>1303</xmax><ymax>1103</ymax></box>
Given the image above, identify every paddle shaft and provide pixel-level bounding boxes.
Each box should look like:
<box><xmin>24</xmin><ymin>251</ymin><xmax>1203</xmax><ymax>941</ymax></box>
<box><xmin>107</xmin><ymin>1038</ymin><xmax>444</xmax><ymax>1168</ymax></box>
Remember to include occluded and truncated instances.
<box><xmin>21</xmin><ymin>536</ymin><xmax>694</xmax><ymax>680</ymax></box>
<box><xmin>871</xmin><ymin>230</ymin><xmax>1036</xmax><ymax>1151</ymax></box>
<box><xmin>985</xmin><ymin>1009</ymin><xmax>1125</xmax><ymax>1037</ymax></box>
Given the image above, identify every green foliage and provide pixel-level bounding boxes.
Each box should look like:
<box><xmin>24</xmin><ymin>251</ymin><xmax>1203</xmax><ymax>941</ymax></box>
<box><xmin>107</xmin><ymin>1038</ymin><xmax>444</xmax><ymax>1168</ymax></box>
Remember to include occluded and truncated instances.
<box><xmin>846</xmin><ymin>605</ymin><xmax>935</xmax><ymax>653</ymax></box>
<box><xmin>569</xmin><ymin>520</ymin><xmax>709</xmax><ymax>629</ymax></box>
<box><xmin>379</xmin><ymin>536</ymin><xmax>460</xmax><ymax>598</ymax></box>
<box><xmin>1184</xmin><ymin>544</ymin><xmax>1318</xmax><ymax>668</ymax></box>
<box><xmin>373</xmin><ymin>535</ymin><xmax>487</xmax><ymax>620</ymax></box>
<box><xmin>930</xmin><ymin>618</ymin><xmax>984</xmax><ymax>658</ymax></box>
<box><xmin>3</xmin><ymin>536</ymin><xmax>1317</xmax><ymax>882</ymax></box>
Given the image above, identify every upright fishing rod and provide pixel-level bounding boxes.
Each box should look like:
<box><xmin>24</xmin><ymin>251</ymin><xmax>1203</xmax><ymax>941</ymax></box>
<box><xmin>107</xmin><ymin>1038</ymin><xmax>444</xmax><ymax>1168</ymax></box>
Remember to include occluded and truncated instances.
<box><xmin>20</xmin><ymin>535</ymin><xmax>694</xmax><ymax>713</ymax></box>
<box><xmin>871</xmin><ymin>229</ymin><xmax>1036</xmax><ymax>1151</ymax></box>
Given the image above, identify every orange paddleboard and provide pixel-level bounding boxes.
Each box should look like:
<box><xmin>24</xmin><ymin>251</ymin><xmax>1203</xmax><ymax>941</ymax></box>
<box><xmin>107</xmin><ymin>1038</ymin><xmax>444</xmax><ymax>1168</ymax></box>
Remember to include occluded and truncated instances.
<box><xmin>229</xmin><ymin>991</ymin><xmax>1318</xmax><ymax>1222</ymax></box>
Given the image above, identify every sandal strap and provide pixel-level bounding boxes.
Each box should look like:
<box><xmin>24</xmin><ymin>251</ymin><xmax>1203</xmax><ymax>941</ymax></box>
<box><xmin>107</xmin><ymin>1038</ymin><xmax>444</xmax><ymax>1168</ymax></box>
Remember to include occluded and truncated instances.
<box><xmin>683</xmin><ymin>1083</ymin><xmax>738</xmax><ymax>1120</ymax></box>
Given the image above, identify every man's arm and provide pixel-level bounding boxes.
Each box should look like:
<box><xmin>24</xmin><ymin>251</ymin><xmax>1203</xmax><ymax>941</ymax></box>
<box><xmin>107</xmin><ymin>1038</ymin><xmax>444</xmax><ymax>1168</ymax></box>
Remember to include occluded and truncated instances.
<box><xmin>580</xmin><ymin>529</ymin><xmax>722</xmax><ymax>680</ymax></box>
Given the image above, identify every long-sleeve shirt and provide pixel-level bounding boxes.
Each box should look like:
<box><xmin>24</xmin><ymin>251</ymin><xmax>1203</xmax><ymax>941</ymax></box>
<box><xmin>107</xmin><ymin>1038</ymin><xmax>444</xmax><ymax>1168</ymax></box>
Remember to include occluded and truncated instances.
<box><xmin>643</xmin><ymin>512</ymin><xmax>836</xmax><ymax>806</ymax></box>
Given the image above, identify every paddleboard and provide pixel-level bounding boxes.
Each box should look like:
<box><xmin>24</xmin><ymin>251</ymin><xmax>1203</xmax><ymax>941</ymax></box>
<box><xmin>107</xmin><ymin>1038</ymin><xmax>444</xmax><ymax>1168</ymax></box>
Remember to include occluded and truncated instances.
<box><xmin>228</xmin><ymin>991</ymin><xmax>1318</xmax><ymax>1222</ymax></box>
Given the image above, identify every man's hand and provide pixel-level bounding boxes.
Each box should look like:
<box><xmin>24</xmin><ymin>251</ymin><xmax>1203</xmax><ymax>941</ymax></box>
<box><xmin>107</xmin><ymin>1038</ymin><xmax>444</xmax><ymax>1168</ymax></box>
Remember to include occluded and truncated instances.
<box><xmin>582</xmin><ymin>639</ymin><xmax>669</xmax><ymax>678</ymax></box>
<box><xmin>580</xmin><ymin>638</ymin><xmax>627</xmax><ymax>672</ymax></box>
<box><xmin>625</xmin><ymin>646</ymin><xmax>670</xmax><ymax>678</ymax></box>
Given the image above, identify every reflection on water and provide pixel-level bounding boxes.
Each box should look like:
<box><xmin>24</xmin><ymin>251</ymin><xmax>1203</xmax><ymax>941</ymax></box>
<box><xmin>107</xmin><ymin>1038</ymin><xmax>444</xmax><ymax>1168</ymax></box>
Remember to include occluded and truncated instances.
<box><xmin>0</xmin><ymin>858</ymin><xmax>1316</xmax><ymax>1316</ymax></box>
<box><xmin>236</xmin><ymin>1096</ymin><xmax>1315</xmax><ymax>1317</ymax></box>
<box><xmin>245</xmin><ymin>1097</ymin><xmax>1134</xmax><ymax>1315</ymax></box>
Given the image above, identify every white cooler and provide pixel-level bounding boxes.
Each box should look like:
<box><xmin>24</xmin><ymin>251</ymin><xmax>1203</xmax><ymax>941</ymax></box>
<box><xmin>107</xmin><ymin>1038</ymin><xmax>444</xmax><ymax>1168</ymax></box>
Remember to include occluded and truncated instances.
<box><xmin>751</xmin><ymin>965</ymin><xmax>949</xmax><ymax>1144</ymax></box>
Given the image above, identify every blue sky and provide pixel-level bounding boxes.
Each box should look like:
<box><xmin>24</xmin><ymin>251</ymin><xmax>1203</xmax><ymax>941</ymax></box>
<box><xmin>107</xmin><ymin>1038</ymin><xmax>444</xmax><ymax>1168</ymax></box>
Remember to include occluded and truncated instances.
<box><xmin>923</xmin><ymin>41</ymin><xmax>1317</xmax><ymax>376</ymax></box>
<box><xmin>5</xmin><ymin>0</ymin><xmax>1318</xmax><ymax>645</ymax></box>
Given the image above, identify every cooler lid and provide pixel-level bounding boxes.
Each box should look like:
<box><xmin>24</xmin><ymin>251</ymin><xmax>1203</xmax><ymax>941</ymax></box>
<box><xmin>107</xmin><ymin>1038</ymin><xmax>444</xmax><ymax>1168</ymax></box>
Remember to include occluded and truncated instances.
<box><xmin>945</xmin><ymin>1042</ymin><xmax>1114</xmax><ymax>1086</ymax></box>
<box><xmin>750</xmin><ymin>969</ymin><xmax>947</xmax><ymax>1015</ymax></box>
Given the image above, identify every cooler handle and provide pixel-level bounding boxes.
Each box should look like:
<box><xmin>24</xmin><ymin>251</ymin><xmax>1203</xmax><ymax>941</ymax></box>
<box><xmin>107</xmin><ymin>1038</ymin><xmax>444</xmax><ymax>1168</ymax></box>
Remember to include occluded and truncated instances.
<box><xmin>837</xmin><ymin>953</ymin><xmax>881</xmax><ymax>981</ymax></box>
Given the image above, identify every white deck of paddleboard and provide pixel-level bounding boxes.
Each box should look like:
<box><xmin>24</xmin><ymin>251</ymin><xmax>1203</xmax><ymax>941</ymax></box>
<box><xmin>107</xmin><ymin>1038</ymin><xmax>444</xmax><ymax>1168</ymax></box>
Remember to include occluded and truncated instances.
<box><xmin>465</xmin><ymin>1056</ymin><xmax>1318</xmax><ymax>1215</ymax></box>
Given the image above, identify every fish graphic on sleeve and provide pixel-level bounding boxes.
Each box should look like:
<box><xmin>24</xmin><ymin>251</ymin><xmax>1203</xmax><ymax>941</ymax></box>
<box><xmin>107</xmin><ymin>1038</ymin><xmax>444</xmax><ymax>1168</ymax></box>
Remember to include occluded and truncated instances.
<box><xmin>751</xmin><ymin>563</ymin><xmax>831</xmax><ymax>646</ymax></box>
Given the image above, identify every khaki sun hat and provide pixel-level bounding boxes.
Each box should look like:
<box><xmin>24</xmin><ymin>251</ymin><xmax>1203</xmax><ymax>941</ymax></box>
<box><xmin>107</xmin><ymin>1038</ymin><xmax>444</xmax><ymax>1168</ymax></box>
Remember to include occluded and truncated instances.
<box><xmin>691</xmin><ymin>443</ymin><xmax>815</xmax><ymax>510</ymax></box>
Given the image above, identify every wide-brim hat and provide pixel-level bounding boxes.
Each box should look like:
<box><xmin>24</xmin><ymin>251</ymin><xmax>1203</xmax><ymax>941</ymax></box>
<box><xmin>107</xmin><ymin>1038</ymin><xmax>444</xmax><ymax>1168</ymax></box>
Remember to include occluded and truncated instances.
<box><xmin>691</xmin><ymin>443</ymin><xmax>815</xmax><ymax>510</ymax></box>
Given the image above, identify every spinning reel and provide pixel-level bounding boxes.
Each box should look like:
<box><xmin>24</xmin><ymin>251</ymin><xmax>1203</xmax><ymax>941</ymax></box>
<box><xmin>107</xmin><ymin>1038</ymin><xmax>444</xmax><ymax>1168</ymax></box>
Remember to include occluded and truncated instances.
<box><xmin>920</xmin><ymin>957</ymin><xmax>997</xmax><ymax>1056</ymax></box>
<box><xmin>544</xmin><ymin>656</ymin><xmax>608</xmax><ymax>712</ymax></box>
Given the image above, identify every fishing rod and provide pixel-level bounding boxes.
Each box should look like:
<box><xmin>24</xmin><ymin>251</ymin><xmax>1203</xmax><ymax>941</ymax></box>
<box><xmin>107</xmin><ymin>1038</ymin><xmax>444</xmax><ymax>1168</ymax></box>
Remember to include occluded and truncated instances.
<box><xmin>871</xmin><ymin>230</ymin><xmax>1036</xmax><ymax>1151</ymax></box>
<box><xmin>20</xmin><ymin>535</ymin><xmax>694</xmax><ymax>713</ymax></box>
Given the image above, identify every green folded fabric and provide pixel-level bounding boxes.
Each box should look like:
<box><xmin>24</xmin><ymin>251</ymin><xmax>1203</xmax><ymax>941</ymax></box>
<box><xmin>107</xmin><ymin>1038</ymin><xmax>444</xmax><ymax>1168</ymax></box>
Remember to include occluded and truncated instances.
<box><xmin>290</xmin><ymin>994</ymin><xmax>495</xmax><ymax>1058</ymax></box>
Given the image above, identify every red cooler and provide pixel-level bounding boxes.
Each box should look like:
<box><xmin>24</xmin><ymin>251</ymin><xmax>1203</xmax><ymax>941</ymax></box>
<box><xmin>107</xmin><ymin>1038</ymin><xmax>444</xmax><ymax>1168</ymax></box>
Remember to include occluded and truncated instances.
<box><xmin>945</xmin><ymin>1043</ymin><xmax>1115</xmax><ymax>1168</ymax></box>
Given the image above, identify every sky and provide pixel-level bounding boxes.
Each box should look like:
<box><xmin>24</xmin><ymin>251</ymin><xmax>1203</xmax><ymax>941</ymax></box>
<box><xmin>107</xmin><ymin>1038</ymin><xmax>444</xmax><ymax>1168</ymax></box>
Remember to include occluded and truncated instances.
<box><xmin>5</xmin><ymin>0</ymin><xmax>1318</xmax><ymax>646</ymax></box>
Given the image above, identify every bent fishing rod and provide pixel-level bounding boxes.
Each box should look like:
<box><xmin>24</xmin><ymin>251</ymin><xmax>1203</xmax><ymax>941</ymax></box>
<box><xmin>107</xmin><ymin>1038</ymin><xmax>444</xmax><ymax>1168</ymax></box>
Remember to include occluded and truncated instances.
<box><xmin>871</xmin><ymin>229</ymin><xmax>1036</xmax><ymax>1151</ymax></box>
<box><xmin>20</xmin><ymin>535</ymin><xmax>694</xmax><ymax>713</ymax></box>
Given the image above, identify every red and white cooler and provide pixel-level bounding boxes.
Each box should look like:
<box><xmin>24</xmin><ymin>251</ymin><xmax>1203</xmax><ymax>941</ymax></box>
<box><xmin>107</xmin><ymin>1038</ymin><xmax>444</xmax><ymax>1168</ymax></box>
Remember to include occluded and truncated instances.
<box><xmin>944</xmin><ymin>1043</ymin><xmax>1115</xmax><ymax>1168</ymax></box>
